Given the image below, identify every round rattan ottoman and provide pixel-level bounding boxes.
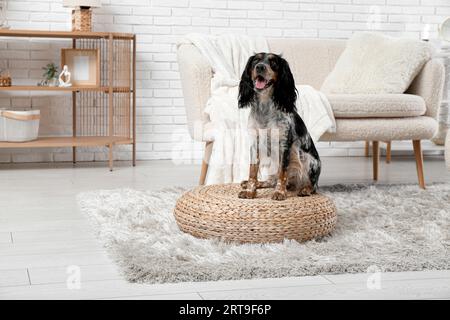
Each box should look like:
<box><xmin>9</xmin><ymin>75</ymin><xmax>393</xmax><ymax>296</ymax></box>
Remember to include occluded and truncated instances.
<box><xmin>174</xmin><ymin>184</ymin><xmax>337</xmax><ymax>244</ymax></box>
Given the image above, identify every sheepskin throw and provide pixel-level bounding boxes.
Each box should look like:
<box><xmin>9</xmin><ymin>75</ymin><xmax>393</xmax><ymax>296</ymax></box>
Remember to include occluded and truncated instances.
<box><xmin>321</xmin><ymin>32</ymin><xmax>432</xmax><ymax>94</ymax></box>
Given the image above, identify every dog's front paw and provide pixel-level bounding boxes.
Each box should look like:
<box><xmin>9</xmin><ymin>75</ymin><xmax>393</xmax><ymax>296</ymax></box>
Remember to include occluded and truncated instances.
<box><xmin>238</xmin><ymin>189</ymin><xmax>256</xmax><ymax>199</ymax></box>
<box><xmin>271</xmin><ymin>190</ymin><xmax>287</xmax><ymax>201</ymax></box>
<box><xmin>297</xmin><ymin>186</ymin><xmax>314</xmax><ymax>197</ymax></box>
<box><xmin>240</xmin><ymin>180</ymin><xmax>248</xmax><ymax>189</ymax></box>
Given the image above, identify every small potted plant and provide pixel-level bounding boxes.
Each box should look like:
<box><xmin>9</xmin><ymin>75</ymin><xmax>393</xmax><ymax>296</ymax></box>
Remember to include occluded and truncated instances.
<box><xmin>39</xmin><ymin>63</ymin><xmax>59</xmax><ymax>86</ymax></box>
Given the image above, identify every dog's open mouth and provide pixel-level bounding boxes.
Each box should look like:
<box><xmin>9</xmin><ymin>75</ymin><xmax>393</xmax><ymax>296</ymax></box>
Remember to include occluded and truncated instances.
<box><xmin>254</xmin><ymin>76</ymin><xmax>273</xmax><ymax>90</ymax></box>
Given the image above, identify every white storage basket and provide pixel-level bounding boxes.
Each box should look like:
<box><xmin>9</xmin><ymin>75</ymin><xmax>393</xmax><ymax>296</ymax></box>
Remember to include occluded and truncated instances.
<box><xmin>0</xmin><ymin>109</ymin><xmax>40</xmax><ymax>142</ymax></box>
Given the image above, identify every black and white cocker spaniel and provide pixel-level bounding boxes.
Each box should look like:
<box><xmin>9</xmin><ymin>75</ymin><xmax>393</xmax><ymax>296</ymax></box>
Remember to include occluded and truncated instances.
<box><xmin>238</xmin><ymin>53</ymin><xmax>321</xmax><ymax>201</ymax></box>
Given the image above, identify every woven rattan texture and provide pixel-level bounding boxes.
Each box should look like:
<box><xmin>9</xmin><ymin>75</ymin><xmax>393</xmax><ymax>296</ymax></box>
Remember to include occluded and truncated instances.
<box><xmin>72</xmin><ymin>9</ymin><xmax>92</xmax><ymax>32</ymax></box>
<box><xmin>174</xmin><ymin>184</ymin><xmax>337</xmax><ymax>244</ymax></box>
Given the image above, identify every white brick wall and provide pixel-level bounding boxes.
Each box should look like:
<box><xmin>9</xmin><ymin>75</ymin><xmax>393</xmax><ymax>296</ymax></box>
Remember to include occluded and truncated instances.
<box><xmin>0</xmin><ymin>0</ymin><xmax>448</xmax><ymax>163</ymax></box>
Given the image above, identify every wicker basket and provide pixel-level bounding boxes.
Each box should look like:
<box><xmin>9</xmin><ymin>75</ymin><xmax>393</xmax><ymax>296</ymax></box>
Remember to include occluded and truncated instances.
<box><xmin>71</xmin><ymin>8</ymin><xmax>92</xmax><ymax>32</ymax></box>
<box><xmin>0</xmin><ymin>75</ymin><xmax>11</xmax><ymax>87</ymax></box>
<box><xmin>174</xmin><ymin>184</ymin><xmax>337</xmax><ymax>244</ymax></box>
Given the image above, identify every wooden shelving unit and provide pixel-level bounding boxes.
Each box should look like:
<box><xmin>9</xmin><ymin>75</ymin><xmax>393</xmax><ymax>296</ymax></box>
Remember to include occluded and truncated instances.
<box><xmin>0</xmin><ymin>29</ymin><xmax>136</xmax><ymax>170</ymax></box>
<box><xmin>0</xmin><ymin>86</ymin><xmax>131</xmax><ymax>92</ymax></box>
<box><xmin>0</xmin><ymin>136</ymin><xmax>133</xmax><ymax>148</ymax></box>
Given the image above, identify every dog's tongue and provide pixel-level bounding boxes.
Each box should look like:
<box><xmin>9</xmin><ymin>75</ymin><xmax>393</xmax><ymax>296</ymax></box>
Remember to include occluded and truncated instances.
<box><xmin>255</xmin><ymin>78</ymin><xmax>267</xmax><ymax>89</ymax></box>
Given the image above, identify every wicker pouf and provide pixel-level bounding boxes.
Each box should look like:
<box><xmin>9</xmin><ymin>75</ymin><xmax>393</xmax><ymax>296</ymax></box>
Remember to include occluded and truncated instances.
<box><xmin>174</xmin><ymin>184</ymin><xmax>337</xmax><ymax>244</ymax></box>
<box><xmin>446</xmin><ymin>131</ymin><xmax>450</xmax><ymax>170</ymax></box>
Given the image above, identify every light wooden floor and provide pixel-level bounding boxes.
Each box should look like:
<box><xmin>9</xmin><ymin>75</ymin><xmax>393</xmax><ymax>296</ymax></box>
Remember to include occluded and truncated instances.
<box><xmin>1</xmin><ymin>156</ymin><xmax>449</xmax><ymax>300</ymax></box>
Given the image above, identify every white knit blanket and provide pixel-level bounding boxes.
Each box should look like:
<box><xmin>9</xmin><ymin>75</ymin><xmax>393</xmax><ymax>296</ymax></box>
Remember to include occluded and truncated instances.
<box><xmin>179</xmin><ymin>34</ymin><xmax>336</xmax><ymax>185</ymax></box>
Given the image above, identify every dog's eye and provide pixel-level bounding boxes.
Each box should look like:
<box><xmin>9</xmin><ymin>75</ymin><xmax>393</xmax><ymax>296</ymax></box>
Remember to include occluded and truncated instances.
<box><xmin>269</xmin><ymin>59</ymin><xmax>278</xmax><ymax>69</ymax></box>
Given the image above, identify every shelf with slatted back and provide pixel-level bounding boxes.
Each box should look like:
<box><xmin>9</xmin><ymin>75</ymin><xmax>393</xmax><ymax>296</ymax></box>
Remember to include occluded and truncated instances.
<box><xmin>0</xmin><ymin>86</ymin><xmax>132</xmax><ymax>92</ymax></box>
<box><xmin>0</xmin><ymin>29</ymin><xmax>136</xmax><ymax>170</ymax></box>
<box><xmin>0</xmin><ymin>136</ymin><xmax>133</xmax><ymax>148</ymax></box>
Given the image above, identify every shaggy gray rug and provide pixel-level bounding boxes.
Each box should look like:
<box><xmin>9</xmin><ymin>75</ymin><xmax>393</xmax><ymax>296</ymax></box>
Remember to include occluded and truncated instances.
<box><xmin>77</xmin><ymin>184</ymin><xmax>450</xmax><ymax>284</ymax></box>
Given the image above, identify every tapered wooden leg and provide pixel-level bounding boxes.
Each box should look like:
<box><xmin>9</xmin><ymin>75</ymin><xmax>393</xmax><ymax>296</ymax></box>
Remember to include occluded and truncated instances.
<box><xmin>413</xmin><ymin>140</ymin><xmax>425</xmax><ymax>189</ymax></box>
<box><xmin>132</xmin><ymin>142</ymin><xmax>136</xmax><ymax>167</ymax></box>
<box><xmin>365</xmin><ymin>141</ymin><xmax>370</xmax><ymax>157</ymax></box>
<box><xmin>199</xmin><ymin>161</ymin><xmax>208</xmax><ymax>185</ymax></box>
<box><xmin>199</xmin><ymin>141</ymin><xmax>213</xmax><ymax>185</ymax></box>
<box><xmin>109</xmin><ymin>143</ymin><xmax>113</xmax><ymax>172</ymax></box>
<box><xmin>72</xmin><ymin>90</ymin><xmax>76</xmax><ymax>164</ymax></box>
<box><xmin>372</xmin><ymin>141</ymin><xmax>379</xmax><ymax>181</ymax></box>
<box><xmin>386</xmin><ymin>141</ymin><xmax>391</xmax><ymax>164</ymax></box>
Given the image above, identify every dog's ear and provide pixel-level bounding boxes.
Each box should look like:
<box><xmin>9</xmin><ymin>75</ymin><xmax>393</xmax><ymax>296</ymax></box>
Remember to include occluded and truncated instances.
<box><xmin>238</xmin><ymin>55</ymin><xmax>255</xmax><ymax>108</ymax></box>
<box><xmin>273</xmin><ymin>56</ymin><xmax>297</xmax><ymax>113</ymax></box>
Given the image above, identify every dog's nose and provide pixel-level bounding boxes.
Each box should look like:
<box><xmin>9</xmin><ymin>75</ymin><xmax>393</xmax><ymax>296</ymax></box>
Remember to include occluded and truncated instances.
<box><xmin>256</xmin><ymin>63</ymin><xmax>266</xmax><ymax>73</ymax></box>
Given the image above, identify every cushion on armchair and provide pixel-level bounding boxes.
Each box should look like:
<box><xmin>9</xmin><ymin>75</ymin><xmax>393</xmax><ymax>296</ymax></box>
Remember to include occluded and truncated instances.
<box><xmin>328</xmin><ymin>94</ymin><xmax>426</xmax><ymax>118</ymax></box>
<box><xmin>321</xmin><ymin>32</ymin><xmax>432</xmax><ymax>94</ymax></box>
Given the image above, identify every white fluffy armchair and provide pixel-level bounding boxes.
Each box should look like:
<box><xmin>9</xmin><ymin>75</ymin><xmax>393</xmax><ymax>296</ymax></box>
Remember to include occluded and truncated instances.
<box><xmin>177</xmin><ymin>38</ymin><xmax>445</xmax><ymax>188</ymax></box>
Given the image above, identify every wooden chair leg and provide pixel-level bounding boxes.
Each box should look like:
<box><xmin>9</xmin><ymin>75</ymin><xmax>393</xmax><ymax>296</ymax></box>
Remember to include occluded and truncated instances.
<box><xmin>199</xmin><ymin>141</ymin><xmax>213</xmax><ymax>185</ymax></box>
<box><xmin>365</xmin><ymin>141</ymin><xmax>370</xmax><ymax>157</ymax></box>
<box><xmin>386</xmin><ymin>141</ymin><xmax>391</xmax><ymax>164</ymax></box>
<box><xmin>109</xmin><ymin>143</ymin><xmax>114</xmax><ymax>172</ymax></box>
<box><xmin>412</xmin><ymin>140</ymin><xmax>425</xmax><ymax>189</ymax></box>
<box><xmin>372</xmin><ymin>141</ymin><xmax>379</xmax><ymax>181</ymax></box>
